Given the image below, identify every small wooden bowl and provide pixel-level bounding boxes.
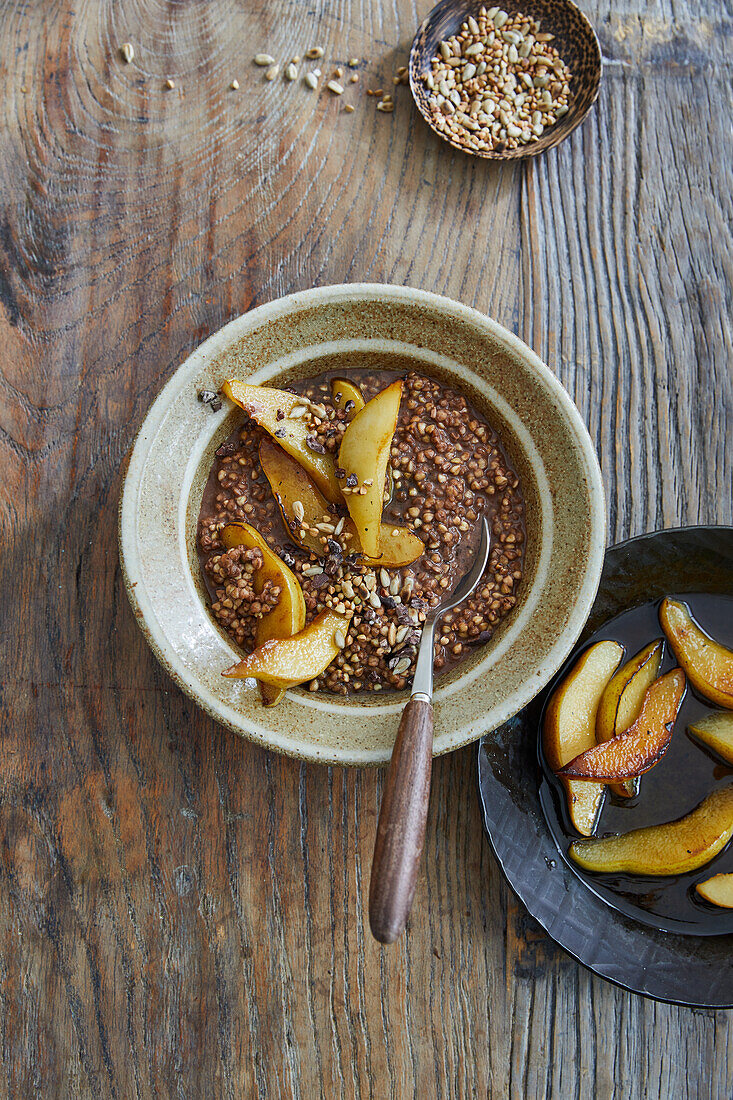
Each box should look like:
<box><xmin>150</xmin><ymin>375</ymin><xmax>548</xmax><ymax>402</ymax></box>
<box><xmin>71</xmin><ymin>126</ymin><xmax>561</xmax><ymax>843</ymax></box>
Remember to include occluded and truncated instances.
<box><xmin>409</xmin><ymin>0</ymin><xmax>602</xmax><ymax>160</ymax></box>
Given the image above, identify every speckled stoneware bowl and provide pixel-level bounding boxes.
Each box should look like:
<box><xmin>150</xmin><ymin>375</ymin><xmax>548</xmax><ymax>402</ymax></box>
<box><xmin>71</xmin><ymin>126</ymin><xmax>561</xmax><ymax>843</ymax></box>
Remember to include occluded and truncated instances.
<box><xmin>119</xmin><ymin>284</ymin><xmax>605</xmax><ymax>765</ymax></box>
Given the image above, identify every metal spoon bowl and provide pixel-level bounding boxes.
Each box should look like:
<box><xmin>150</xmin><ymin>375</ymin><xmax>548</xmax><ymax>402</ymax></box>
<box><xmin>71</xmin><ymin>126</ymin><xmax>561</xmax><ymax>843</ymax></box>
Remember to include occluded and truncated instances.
<box><xmin>369</xmin><ymin>516</ymin><xmax>492</xmax><ymax>944</ymax></box>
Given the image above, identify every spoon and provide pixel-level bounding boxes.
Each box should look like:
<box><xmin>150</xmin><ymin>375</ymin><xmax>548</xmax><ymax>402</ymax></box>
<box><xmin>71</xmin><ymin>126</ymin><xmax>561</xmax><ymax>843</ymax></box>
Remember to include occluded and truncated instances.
<box><xmin>369</xmin><ymin>516</ymin><xmax>492</xmax><ymax>944</ymax></box>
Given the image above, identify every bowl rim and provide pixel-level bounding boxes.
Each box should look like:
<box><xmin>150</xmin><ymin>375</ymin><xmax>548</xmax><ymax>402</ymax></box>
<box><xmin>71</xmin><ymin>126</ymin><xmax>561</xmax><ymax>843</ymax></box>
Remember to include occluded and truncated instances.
<box><xmin>408</xmin><ymin>0</ymin><xmax>603</xmax><ymax>161</ymax></box>
<box><xmin>119</xmin><ymin>282</ymin><xmax>606</xmax><ymax>765</ymax></box>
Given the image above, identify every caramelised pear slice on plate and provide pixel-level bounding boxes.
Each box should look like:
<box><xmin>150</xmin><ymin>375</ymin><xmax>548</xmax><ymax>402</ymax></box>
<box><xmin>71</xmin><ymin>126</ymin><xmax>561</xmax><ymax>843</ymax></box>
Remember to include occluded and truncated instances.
<box><xmin>331</xmin><ymin>377</ymin><xmax>365</xmax><ymax>419</ymax></box>
<box><xmin>259</xmin><ymin>437</ymin><xmax>424</xmax><ymax>566</ymax></box>
<box><xmin>688</xmin><ymin>711</ymin><xmax>733</xmax><ymax>765</ymax></box>
<box><xmin>660</xmin><ymin>597</ymin><xmax>733</xmax><ymax>709</ymax></box>
<box><xmin>569</xmin><ymin>786</ymin><xmax>733</xmax><ymax>875</ymax></box>
<box><xmin>222</xmin><ymin>608</ymin><xmax>351</xmax><ymax>689</ymax></box>
<box><xmin>221</xmin><ymin>523</ymin><xmax>306</xmax><ymax>706</ymax></box>
<box><xmin>596</xmin><ymin>639</ymin><xmax>664</xmax><ymax>798</ymax></box>
<box><xmin>560</xmin><ymin>668</ymin><xmax>685</xmax><ymax>781</ymax></box>
<box><xmin>221</xmin><ymin>380</ymin><xmax>342</xmax><ymax>503</ymax></box>
<box><xmin>543</xmin><ymin>640</ymin><xmax>624</xmax><ymax>836</ymax></box>
<box><xmin>338</xmin><ymin>379</ymin><xmax>403</xmax><ymax>559</ymax></box>
<box><xmin>695</xmin><ymin>872</ymin><xmax>733</xmax><ymax>908</ymax></box>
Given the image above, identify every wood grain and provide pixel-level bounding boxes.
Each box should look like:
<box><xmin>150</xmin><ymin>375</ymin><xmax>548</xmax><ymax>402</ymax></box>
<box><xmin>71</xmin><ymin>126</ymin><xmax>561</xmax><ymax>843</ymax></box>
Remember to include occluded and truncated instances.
<box><xmin>0</xmin><ymin>0</ymin><xmax>731</xmax><ymax>1096</ymax></box>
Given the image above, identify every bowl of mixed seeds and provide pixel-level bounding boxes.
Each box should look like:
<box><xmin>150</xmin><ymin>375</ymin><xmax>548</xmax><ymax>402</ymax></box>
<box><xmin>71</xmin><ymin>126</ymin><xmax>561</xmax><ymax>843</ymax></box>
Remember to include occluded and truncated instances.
<box><xmin>410</xmin><ymin>0</ymin><xmax>602</xmax><ymax>158</ymax></box>
<box><xmin>119</xmin><ymin>284</ymin><xmax>605</xmax><ymax>765</ymax></box>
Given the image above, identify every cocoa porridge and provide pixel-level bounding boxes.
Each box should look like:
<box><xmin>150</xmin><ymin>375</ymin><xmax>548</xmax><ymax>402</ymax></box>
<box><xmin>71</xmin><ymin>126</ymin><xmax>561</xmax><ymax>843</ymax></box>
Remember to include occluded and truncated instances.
<box><xmin>197</xmin><ymin>369</ymin><xmax>525</xmax><ymax>697</ymax></box>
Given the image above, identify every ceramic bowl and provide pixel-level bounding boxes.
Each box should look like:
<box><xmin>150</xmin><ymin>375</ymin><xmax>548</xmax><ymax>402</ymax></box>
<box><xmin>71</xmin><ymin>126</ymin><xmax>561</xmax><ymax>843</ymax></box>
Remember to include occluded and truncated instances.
<box><xmin>409</xmin><ymin>0</ymin><xmax>602</xmax><ymax>160</ymax></box>
<box><xmin>119</xmin><ymin>284</ymin><xmax>605</xmax><ymax>765</ymax></box>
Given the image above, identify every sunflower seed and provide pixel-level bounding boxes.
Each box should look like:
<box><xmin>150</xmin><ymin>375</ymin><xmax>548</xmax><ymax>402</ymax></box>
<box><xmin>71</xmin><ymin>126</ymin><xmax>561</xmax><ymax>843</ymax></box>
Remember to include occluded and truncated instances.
<box><xmin>389</xmin><ymin>576</ymin><xmax>400</xmax><ymax>595</ymax></box>
<box><xmin>292</xmin><ymin>500</ymin><xmax>305</xmax><ymax>522</ymax></box>
<box><xmin>254</xmin><ymin>54</ymin><xmax>276</xmax><ymax>66</ymax></box>
<box><xmin>265</xmin><ymin>65</ymin><xmax>280</xmax><ymax>81</ymax></box>
<box><xmin>304</xmin><ymin>72</ymin><xmax>318</xmax><ymax>89</ymax></box>
<box><xmin>393</xmin><ymin>657</ymin><xmax>412</xmax><ymax>676</ymax></box>
<box><xmin>120</xmin><ymin>42</ymin><xmax>134</xmax><ymax>63</ymax></box>
<box><xmin>306</xmin><ymin>47</ymin><xmax>324</xmax><ymax>59</ymax></box>
<box><xmin>334</xmin><ymin>517</ymin><xmax>345</xmax><ymax>535</ymax></box>
<box><xmin>388</xmin><ymin>623</ymin><xmax>397</xmax><ymax>647</ymax></box>
<box><xmin>285</xmin><ymin>63</ymin><xmax>298</xmax><ymax>81</ymax></box>
<box><xmin>334</xmin><ymin>630</ymin><xmax>346</xmax><ymax>649</ymax></box>
<box><xmin>379</xmin><ymin>568</ymin><xmax>390</xmax><ymax>588</ymax></box>
<box><xmin>327</xmin><ymin>80</ymin><xmax>344</xmax><ymax>95</ymax></box>
<box><xmin>369</xmin><ymin>591</ymin><xmax>382</xmax><ymax>609</ymax></box>
<box><xmin>230</xmin><ymin>79</ymin><xmax>240</xmax><ymax>90</ymax></box>
<box><xmin>303</xmin><ymin>564</ymin><xmax>323</xmax><ymax>576</ymax></box>
<box><xmin>289</xmin><ymin>405</ymin><xmax>307</xmax><ymax>417</ymax></box>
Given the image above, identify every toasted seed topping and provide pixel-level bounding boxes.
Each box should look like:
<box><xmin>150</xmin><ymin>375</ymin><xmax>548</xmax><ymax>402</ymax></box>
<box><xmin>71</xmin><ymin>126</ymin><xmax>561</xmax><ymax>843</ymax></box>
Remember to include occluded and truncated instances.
<box><xmin>334</xmin><ymin>630</ymin><xmax>346</xmax><ymax>650</ymax></box>
<box><xmin>292</xmin><ymin>500</ymin><xmax>305</xmax><ymax>523</ymax></box>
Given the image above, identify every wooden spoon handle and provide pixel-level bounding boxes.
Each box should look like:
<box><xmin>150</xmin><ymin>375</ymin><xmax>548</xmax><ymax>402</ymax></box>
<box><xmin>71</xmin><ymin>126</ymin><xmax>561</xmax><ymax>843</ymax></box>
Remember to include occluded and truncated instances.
<box><xmin>369</xmin><ymin>698</ymin><xmax>434</xmax><ymax>944</ymax></box>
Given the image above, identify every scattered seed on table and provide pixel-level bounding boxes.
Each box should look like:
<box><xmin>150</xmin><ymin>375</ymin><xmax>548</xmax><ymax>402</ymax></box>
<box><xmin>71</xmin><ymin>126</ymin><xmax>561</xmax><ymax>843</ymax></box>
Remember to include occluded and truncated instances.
<box><xmin>230</xmin><ymin>79</ymin><xmax>239</xmax><ymax>90</ymax></box>
<box><xmin>348</xmin><ymin>58</ymin><xmax>359</xmax><ymax>67</ymax></box>
<box><xmin>306</xmin><ymin>46</ymin><xmax>324</xmax><ymax>59</ymax></box>
<box><xmin>344</xmin><ymin>104</ymin><xmax>355</xmax><ymax>113</ymax></box>
<box><xmin>119</xmin><ymin>42</ymin><xmax>134</xmax><ymax>63</ymax></box>
<box><xmin>285</xmin><ymin>62</ymin><xmax>298</xmax><ymax>81</ymax></box>
<box><xmin>350</xmin><ymin>73</ymin><xmax>359</xmax><ymax>83</ymax></box>
<box><xmin>304</xmin><ymin>72</ymin><xmax>318</xmax><ymax>89</ymax></box>
<box><xmin>265</xmin><ymin>65</ymin><xmax>280</xmax><ymax>81</ymax></box>
<box><xmin>254</xmin><ymin>53</ymin><xmax>275</xmax><ymax>66</ymax></box>
<box><xmin>327</xmin><ymin>80</ymin><xmax>344</xmax><ymax>94</ymax></box>
<box><xmin>334</xmin><ymin>67</ymin><xmax>344</xmax><ymax>78</ymax></box>
<box><xmin>164</xmin><ymin>78</ymin><xmax>175</xmax><ymax>90</ymax></box>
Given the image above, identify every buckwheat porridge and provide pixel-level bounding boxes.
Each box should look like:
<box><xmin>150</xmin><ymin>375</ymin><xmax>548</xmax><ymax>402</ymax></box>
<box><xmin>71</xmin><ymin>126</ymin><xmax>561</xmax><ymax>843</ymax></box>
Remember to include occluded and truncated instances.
<box><xmin>197</xmin><ymin>369</ymin><xmax>525</xmax><ymax>700</ymax></box>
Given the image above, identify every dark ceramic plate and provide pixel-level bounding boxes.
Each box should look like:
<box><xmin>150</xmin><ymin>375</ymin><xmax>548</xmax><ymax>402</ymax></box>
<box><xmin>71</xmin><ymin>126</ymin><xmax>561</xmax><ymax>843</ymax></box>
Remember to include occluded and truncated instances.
<box><xmin>477</xmin><ymin>526</ymin><xmax>733</xmax><ymax>1007</ymax></box>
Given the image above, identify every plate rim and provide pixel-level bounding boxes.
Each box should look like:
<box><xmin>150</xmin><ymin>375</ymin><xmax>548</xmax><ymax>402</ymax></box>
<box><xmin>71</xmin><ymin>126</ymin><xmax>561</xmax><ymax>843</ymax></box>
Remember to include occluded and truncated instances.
<box><xmin>477</xmin><ymin>523</ymin><xmax>733</xmax><ymax>1008</ymax></box>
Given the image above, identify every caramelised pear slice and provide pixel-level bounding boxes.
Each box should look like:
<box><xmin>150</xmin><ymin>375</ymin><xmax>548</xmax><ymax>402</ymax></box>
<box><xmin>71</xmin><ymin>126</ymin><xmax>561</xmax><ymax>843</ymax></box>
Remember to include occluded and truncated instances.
<box><xmin>259</xmin><ymin>438</ymin><xmax>424</xmax><ymax>567</ymax></box>
<box><xmin>596</xmin><ymin>639</ymin><xmax>664</xmax><ymax>798</ymax></box>
<box><xmin>338</xmin><ymin>379</ymin><xmax>403</xmax><ymax>559</ymax></box>
<box><xmin>660</xmin><ymin>598</ymin><xmax>733</xmax><ymax>710</ymax></box>
<box><xmin>222</xmin><ymin>609</ymin><xmax>351</xmax><ymax>689</ymax></box>
<box><xmin>560</xmin><ymin>668</ymin><xmax>685</xmax><ymax>781</ymax></box>
<box><xmin>688</xmin><ymin>712</ymin><xmax>733</xmax><ymax>765</ymax></box>
<box><xmin>569</xmin><ymin>786</ymin><xmax>733</xmax><ymax>875</ymax></box>
<box><xmin>221</xmin><ymin>380</ymin><xmax>341</xmax><ymax>503</ymax></box>
<box><xmin>331</xmin><ymin>377</ymin><xmax>365</xmax><ymax>419</ymax></box>
<box><xmin>221</xmin><ymin>523</ymin><xmax>306</xmax><ymax>706</ymax></box>
<box><xmin>696</xmin><ymin>872</ymin><xmax>733</xmax><ymax>908</ymax></box>
<box><xmin>543</xmin><ymin>641</ymin><xmax>624</xmax><ymax>836</ymax></box>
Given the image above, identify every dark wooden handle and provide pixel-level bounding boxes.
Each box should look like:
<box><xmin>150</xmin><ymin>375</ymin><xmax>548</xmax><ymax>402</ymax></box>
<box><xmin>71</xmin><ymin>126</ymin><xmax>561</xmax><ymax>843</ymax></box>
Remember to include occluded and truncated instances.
<box><xmin>369</xmin><ymin>698</ymin><xmax>434</xmax><ymax>944</ymax></box>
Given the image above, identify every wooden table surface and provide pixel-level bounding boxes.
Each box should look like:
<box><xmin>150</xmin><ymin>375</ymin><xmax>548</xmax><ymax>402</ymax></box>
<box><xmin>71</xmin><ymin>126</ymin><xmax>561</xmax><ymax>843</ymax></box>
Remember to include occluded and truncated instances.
<box><xmin>1</xmin><ymin>0</ymin><xmax>731</xmax><ymax>1096</ymax></box>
